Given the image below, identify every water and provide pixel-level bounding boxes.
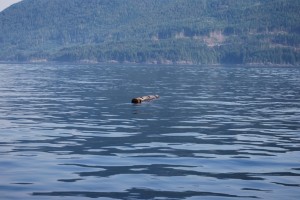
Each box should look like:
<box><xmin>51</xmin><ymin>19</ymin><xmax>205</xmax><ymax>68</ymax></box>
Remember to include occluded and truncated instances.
<box><xmin>0</xmin><ymin>63</ymin><xmax>299</xmax><ymax>200</ymax></box>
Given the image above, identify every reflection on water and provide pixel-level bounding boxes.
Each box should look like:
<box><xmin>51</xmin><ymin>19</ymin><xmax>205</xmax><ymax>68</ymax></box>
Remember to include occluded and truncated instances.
<box><xmin>0</xmin><ymin>63</ymin><xmax>300</xmax><ymax>200</ymax></box>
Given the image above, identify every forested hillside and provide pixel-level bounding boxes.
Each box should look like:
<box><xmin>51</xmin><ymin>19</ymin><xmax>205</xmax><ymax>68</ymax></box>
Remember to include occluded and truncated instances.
<box><xmin>0</xmin><ymin>0</ymin><xmax>299</xmax><ymax>65</ymax></box>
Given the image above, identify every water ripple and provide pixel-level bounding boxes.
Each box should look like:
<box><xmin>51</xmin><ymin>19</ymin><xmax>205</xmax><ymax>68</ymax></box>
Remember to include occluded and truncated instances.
<box><xmin>0</xmin><ymin>64</ymin><xmax>300</xmax><ymax>199</ymax></box>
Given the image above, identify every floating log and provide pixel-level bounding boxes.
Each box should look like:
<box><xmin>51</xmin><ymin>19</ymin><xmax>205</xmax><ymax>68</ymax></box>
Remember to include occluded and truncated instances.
<box><xmin>131</xmin><ymin>95</ymin><xmax>159</xmax><ymax>104</ymax></box>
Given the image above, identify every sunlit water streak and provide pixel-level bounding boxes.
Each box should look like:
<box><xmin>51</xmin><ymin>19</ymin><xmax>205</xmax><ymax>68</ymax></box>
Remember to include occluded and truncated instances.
<box><xmin>0</xmin><ymin>63</ymin><xmax>299</xmax><ymax>200</ymax></box>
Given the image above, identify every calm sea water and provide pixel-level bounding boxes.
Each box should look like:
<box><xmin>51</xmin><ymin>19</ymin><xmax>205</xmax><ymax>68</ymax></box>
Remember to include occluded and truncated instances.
<box><xmin>0</xmin><ymin>63</ymin><xmax>299</xmax><ymax>200</ymax></box>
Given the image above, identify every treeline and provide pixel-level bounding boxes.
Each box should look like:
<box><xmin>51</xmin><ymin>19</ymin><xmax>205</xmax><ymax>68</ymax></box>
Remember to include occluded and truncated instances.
<box><xmin>54</xmin><ymin>42</ymin><xmax>300</xmax><ymax>65</ymax></box>
<box><xmin>11</xmin><ymin>39</ymin><xmax>298</xmax><ymax>65</ymax></box>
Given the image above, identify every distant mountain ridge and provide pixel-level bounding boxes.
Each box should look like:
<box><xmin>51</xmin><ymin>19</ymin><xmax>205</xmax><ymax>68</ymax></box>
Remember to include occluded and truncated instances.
<box><xmin>0</xmin><ymin>0</ymin><xmax>299</xmax><ymax>65</ymax></box>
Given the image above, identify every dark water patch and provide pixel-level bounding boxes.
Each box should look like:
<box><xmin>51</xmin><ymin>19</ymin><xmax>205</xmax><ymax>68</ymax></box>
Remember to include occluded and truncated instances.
<box><xmin>272</xmin><ymin>182</ymin><xmax>300</xmax><ymax>187</ymax></box>
<box><xmin>33</xmin><ymin>188</ymin><xmax>259</xmax><ymax>199</ymax></box>
<box><xmin>57</xmin><ymin>178</ymin><xmax>83</xmax><ymax>183</ymax></box>
<box><xmin>242</xmin><ymin>188</ymin><xmax>271</xmax><ymax>192</ymax></box>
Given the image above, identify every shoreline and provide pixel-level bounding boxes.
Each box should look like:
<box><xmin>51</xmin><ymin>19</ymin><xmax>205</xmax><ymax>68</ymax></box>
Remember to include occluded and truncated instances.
<box><xmin>0</xmin><ymin>60</ymin><xmax>298</xmax><ymax>67</ymax></box>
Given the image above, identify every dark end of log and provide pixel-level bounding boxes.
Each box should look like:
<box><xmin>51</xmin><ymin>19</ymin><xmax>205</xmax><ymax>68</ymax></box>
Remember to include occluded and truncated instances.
<box><xmin>131</xmin><ymin>98</ymin><xmax>142</xmax><ymax>104</ymax></box>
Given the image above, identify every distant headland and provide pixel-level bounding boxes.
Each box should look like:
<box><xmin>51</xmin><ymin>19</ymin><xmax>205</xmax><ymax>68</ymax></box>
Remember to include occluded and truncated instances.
<box><xmin>0</xmin><ymin>0</ymin><xmax>299</xmax><ymax>65</ymax></box>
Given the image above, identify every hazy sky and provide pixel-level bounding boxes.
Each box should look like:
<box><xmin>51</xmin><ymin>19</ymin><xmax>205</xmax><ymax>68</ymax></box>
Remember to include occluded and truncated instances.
<box><xmin>0</xmin><ymin>0</ymin><xmax>22</xmax><ymax>12</ymax></box>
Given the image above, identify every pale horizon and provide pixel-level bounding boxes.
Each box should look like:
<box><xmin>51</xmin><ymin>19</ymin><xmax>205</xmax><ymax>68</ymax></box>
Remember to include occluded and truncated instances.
<box><xmin>0</xmin><ymin>0</ymin><xmax>22</xmax><ymax>12</ymax></box>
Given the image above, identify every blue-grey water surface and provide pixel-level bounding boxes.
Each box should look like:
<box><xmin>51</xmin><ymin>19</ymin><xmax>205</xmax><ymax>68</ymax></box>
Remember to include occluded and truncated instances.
<box><xmin>0</xmin><ymin>63</ymin><xmax>300</xmax><ymax>200</ymax></box>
